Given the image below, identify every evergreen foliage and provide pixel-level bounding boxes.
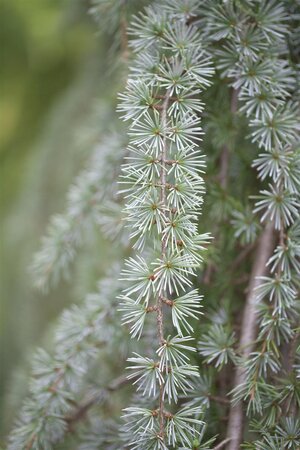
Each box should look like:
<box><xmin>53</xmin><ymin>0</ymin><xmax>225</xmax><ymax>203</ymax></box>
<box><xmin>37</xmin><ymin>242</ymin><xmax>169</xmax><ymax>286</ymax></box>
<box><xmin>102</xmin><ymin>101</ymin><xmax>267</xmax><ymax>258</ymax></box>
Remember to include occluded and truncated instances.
<box><xmin>118</xmin><ymin>6</ymin><xmax>214</xmax><ymax>447</ymax></box>
<box><xmin>5</xmin><ymin>1</ymin><xmax>300</xmax><ymax>449</ymax></box>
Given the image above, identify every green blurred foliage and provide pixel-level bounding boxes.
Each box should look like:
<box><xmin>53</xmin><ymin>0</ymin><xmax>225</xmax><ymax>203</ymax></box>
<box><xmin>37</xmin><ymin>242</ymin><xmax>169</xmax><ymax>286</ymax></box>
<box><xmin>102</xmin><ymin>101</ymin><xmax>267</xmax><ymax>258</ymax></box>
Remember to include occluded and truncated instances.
<box><xmin>0</xmin><ymin>0</ymin><xmax>94</xmax><ymax>208</ymax></box>
<box><xmin>0</xmin><ymin>0</ymin><xmax>120</xmax><ymax>437</ymax></box>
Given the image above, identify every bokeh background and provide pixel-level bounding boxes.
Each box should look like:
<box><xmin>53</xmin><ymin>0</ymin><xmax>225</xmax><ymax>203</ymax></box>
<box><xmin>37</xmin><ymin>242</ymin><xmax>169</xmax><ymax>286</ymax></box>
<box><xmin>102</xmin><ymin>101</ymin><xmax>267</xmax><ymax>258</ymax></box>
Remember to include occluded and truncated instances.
<box><xmin>0</xmin><ymin>0</ymin><xmax>123</xmax><ymax>440</ymax></box>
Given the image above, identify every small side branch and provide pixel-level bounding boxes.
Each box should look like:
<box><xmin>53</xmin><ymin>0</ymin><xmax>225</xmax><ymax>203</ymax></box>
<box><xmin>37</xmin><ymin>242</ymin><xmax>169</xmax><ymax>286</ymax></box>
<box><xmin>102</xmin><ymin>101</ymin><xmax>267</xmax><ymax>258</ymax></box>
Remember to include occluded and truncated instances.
<box><xmin>213</xmin><ymin>438</ymin><xmax>232</xmax><ymax>450</ymax></box>
<box><xmin>66</xmin><ymin>375</ymin><xmax>130</xmax><ymax>430</ymax></box>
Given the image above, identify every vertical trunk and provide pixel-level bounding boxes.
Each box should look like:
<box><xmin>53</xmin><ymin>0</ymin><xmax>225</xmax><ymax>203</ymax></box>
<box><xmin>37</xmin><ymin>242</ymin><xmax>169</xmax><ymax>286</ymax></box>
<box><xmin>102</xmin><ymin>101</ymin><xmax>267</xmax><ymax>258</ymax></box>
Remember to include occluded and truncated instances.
<box><xmin>157</xmin><ymin>92</ymin><xmax>170</xmax><ymax>439</ymax></box>
<box><xmin>218</xmin><ymin>88</ymin><xmax>239</xmax><ymax>190</ymax></box>
<box><xmin>226</xmin><ymin>221</ymin><xmax>275</xmax><ymax>450</ymax></box>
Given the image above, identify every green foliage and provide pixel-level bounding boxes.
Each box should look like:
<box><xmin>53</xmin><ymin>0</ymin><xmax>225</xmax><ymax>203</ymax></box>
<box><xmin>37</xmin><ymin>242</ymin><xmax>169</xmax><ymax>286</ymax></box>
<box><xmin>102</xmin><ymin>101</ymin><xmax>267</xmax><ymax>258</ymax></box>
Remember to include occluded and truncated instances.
<box><xmin>5</xmin><ymin>0</ymin><xmax>300</xmax><ymax>449</ymax></box>
<box><xmin>118</xmin><ymin>4</ymin><xmax>215</xmax><ymax>446</ymax></box>
<box><xmin>198</xmin><ymin>324</ymin><xmax>237</xmax><ymax>370</ymax></box>
<box><xmin>31</xmin><ymin>135</ymin><xmax>124</xmax><ymax>291</ymax></box>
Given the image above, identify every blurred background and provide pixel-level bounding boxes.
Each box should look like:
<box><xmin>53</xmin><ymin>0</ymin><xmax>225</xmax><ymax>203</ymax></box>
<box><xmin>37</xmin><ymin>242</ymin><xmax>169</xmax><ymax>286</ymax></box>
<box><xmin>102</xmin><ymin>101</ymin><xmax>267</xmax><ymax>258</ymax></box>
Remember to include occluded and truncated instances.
<box><xmin>0</xmin><ymin>0</ymin><xmax>123</xmax><ymax>439</ymax></box>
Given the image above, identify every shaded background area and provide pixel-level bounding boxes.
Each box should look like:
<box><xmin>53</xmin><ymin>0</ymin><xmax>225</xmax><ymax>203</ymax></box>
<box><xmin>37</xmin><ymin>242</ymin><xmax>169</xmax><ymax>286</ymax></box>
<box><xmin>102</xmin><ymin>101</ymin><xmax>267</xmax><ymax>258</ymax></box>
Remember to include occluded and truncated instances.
<box><xmin>0</xmin><ymin>0</ymin><xmax>119</xmax><ymax>439</ymax></box>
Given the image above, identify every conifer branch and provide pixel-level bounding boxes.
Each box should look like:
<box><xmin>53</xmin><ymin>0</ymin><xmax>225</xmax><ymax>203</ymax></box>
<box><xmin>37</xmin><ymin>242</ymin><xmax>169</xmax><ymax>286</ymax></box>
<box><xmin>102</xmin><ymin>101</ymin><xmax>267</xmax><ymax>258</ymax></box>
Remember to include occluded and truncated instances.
<box><xmin>119</xmin><ymin>3</ymin><xmax>214</xmax><ymax>447</ymax></box>
<box><xmin>6</xmin><ymin>2</ymin><xmax>300</xmax><ymax>449</ymax></box>
<box><xmin>7</xmin><ymin>268</ymin><xmax>127</xmax><ymax>450</ymax></box>
<box><xmin>31</xmin><ymin>135</ymin><xmax>125</xmax><ymax>292</ymax></box>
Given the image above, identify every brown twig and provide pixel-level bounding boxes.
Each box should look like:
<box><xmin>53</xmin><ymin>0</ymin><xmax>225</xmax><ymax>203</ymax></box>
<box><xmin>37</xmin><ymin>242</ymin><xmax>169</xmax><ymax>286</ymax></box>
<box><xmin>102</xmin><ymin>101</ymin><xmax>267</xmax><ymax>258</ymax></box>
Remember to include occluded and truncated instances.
<box><xmin>286</xmin><ymin>332</ymin><xmax>300</xmax><ymax>374</ymax></box>
<box><xmin>66</xmin><ymin>375</ymin><xmax>130</xmax><ymax>430</ymax></box>
<box><xmin>213</xmin><ymin>438</ymin><xmax>232</xmax><ymax>450</ymax></box>
<box><xmin>209</xmin><ymin>394</ymin><xmax>230</xmax><ymax>405</ymax></box>
<box><xmin>231</xmin><ymin>241</ymin><xmax>257</xmax><ymax>272</ymax></box>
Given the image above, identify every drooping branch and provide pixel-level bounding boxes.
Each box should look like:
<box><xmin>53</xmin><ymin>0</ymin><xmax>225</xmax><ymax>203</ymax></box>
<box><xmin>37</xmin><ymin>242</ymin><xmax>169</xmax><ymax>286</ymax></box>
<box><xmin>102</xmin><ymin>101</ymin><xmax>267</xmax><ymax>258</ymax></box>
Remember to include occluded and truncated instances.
<box><xmin>119</xmin><ymin>7</ymin><xmax>214</xmax><ymax>447</ymax></box>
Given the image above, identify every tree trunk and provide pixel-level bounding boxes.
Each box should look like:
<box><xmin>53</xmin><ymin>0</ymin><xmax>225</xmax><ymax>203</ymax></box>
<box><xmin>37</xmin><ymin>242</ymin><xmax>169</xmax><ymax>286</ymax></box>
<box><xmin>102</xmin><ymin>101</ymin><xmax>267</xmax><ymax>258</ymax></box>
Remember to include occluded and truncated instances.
<box><xmin>226</xmin><ymin>221</ymin><xmax>276</xmax><ymax>450</ymax></box>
